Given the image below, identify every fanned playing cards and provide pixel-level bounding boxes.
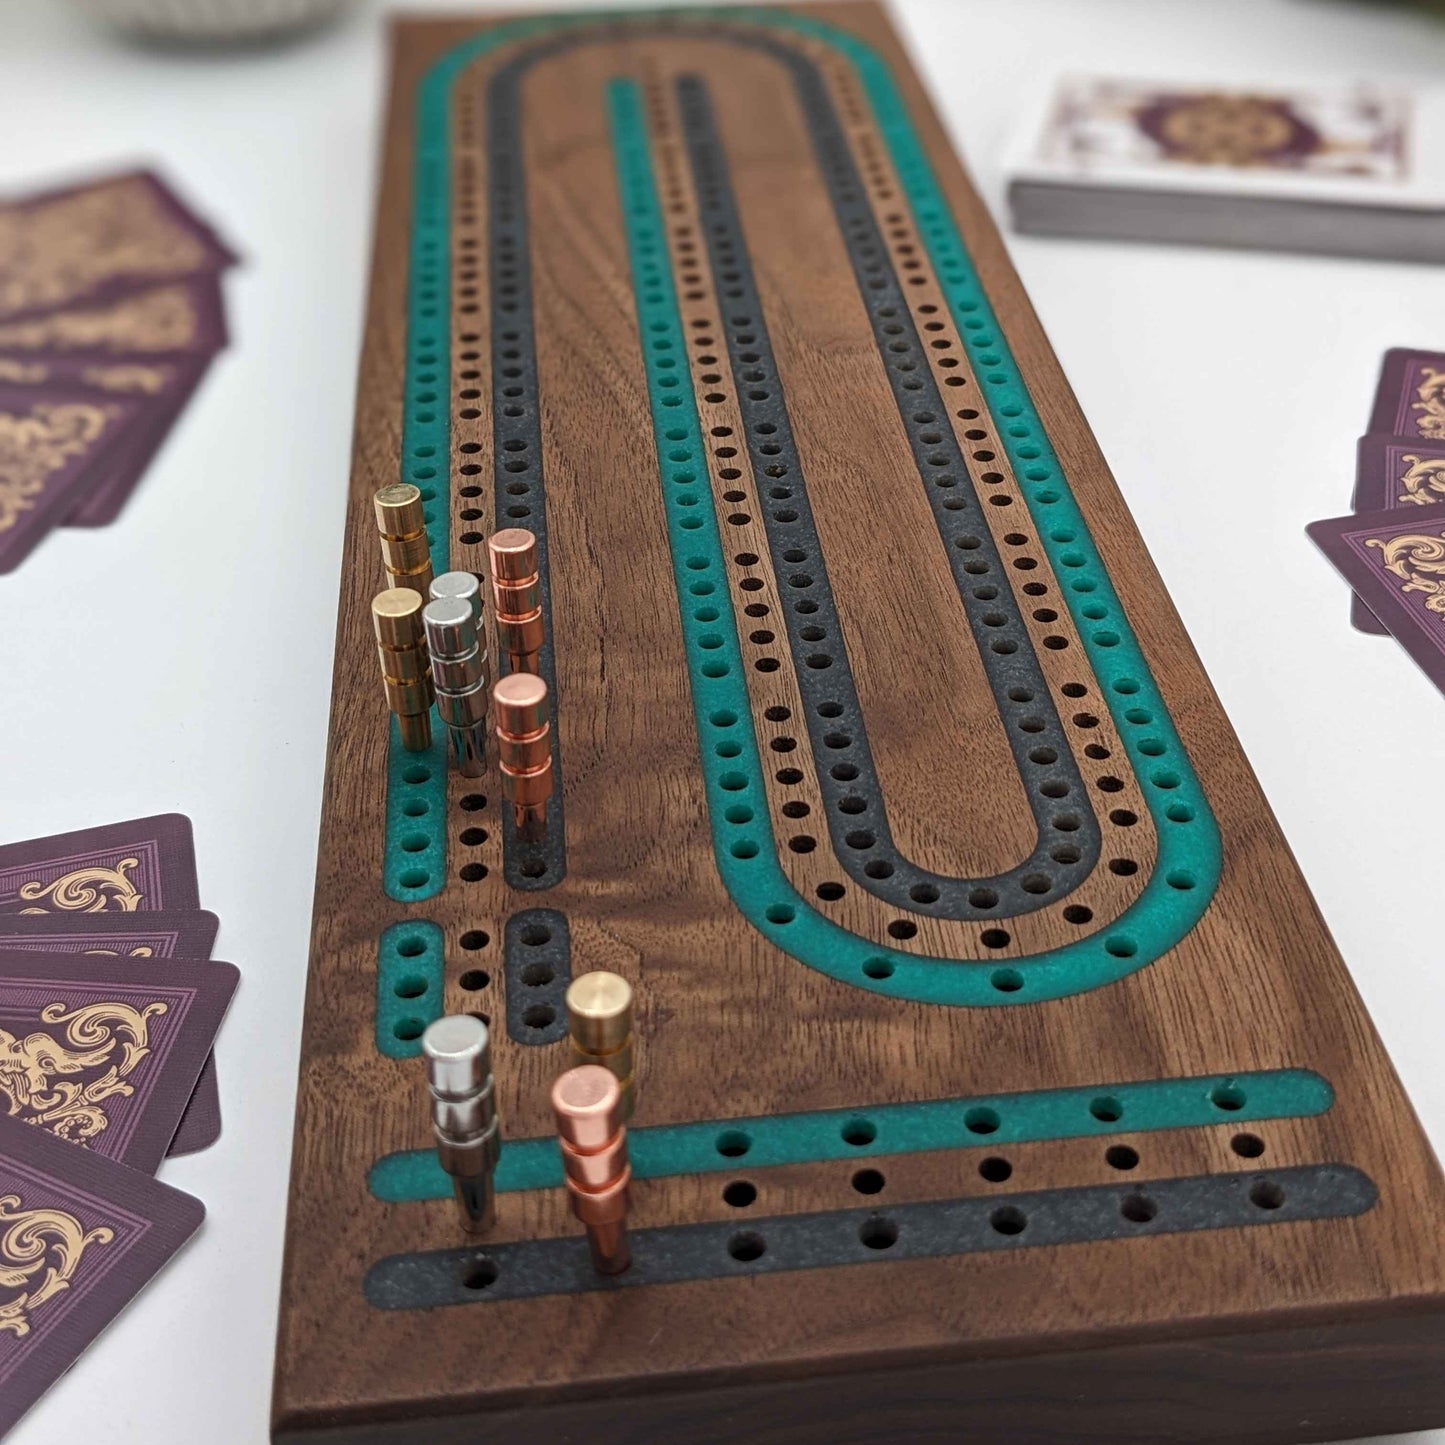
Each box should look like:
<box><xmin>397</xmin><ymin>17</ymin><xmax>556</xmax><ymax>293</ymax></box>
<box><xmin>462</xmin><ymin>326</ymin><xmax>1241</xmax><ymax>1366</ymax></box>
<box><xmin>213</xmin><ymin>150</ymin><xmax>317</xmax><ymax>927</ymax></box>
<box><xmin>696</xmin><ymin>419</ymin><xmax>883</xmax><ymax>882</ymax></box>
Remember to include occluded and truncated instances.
<box><xmin>0</xmin><ymin>950</ymin><xmax>238</xmax><ymax>1173</ymax></box>
<box><xmin>0</xmin><ymin>812</ymin><xmax>235</xmax><ymax>1430</ymax></box>
<box><xmin>0</xmin><ymin>815</ymin><xmax>223</xmax><ymax>1156</ymax></box>
<box><xmin>0</xmin><ymin>167</ymin><xmax>234</xmax><ymax>567</ymax></box>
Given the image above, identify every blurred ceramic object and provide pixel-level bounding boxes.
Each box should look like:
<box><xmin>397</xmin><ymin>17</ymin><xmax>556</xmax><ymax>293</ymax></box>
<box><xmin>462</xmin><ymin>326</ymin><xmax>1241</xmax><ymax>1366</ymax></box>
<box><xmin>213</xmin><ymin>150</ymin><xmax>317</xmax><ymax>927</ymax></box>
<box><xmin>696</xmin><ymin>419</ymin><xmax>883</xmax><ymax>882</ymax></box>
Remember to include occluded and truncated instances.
<box><xmin>67</xmin><ymin>0</ymin><xmax>358</xmax><ymax>44</ymax></box>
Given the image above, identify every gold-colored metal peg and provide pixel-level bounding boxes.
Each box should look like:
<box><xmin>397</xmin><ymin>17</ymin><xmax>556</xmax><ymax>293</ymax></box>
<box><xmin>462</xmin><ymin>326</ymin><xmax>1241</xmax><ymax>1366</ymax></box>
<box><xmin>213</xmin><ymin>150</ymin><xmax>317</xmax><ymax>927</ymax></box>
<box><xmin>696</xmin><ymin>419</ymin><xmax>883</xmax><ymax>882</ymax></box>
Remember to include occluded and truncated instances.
<box><xmin>565</xmin><ymin>971</ymin><xmax>635</xmax><ymax>1119</ymax></box>
<box><xmin>374</xmin><ymin>484</ymin><xmax>435</xmax><ymax>601</ymax></box>
<box><xmin>372</xmin><ymin>587</ymin><xmax>433</xmax><ymax>752</ymax></box>
<box><xmin>487</xmin><ymin>528</ymin><xmax>545</xmax><ymax>675</ymax></box>
<box><xmin>492</xmin><ymin>672</ymin><xmax>553</xmax><ymax>839</ymax></box>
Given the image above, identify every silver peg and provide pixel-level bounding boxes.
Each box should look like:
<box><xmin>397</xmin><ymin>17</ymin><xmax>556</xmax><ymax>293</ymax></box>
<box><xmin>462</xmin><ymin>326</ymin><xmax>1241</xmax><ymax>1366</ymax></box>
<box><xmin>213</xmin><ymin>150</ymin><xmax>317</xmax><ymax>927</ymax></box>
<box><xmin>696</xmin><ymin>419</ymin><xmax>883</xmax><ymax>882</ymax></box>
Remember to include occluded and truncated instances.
<box><xmin>423</xmin><ymin>596</ymin><xmax>490</xmax><ymax>777</ymax></box>
<box><xmin>422</xmin><ymin>1015</ymin><xmax>500</xmax><ymax>1234</ymax></box>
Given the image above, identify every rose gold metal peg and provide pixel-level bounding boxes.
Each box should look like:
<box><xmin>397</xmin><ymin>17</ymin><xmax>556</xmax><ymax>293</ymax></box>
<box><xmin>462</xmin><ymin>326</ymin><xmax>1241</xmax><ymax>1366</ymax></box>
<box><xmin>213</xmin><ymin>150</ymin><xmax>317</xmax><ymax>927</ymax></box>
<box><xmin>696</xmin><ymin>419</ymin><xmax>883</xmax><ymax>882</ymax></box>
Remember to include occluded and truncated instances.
<box><xmin>492</xmin><ymin>672</ymin><xmax>552</xmax><ymax>839</ymax></box>
<box><xmin>552</xmin><ymin>1065</ymin><xmax>631</xmax><ymax>1275</ymax></box>
<box><xmin>372</xmin><ymin>588</ymin><xmax>434</xmax><ymax>752</ymax></box>
<box><xmin>373</xmin><ymin>484</ymin><xmax>435</xmax><ymax>601</ymax></box>
<box><xmin>487</xmin><ymin>528</ymin><xmax>545</xmax><ymax>675</ymax></box>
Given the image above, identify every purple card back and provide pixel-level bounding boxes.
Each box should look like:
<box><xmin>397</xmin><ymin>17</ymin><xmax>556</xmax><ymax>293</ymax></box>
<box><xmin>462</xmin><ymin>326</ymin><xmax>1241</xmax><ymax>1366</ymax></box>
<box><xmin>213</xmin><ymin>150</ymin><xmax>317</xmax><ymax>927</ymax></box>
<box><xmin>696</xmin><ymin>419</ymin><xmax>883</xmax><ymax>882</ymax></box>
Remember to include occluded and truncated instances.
<box><xmin>0</xmin><ymin>910</ymin><xmax>218</xmax><ymax>960</ymax></box>
<box><xmin>0</xmin><ymin>275</ymin><xmax>227</xmax><ymax>359</ymax></box>
<box><xmin>69</xmin><ymin>356</ymin><xmax>212</xmax><ymax>526</ymax></box>
<box><xmin>1354</xmin><ymin>433</ymin><xmax>1445</xmax><ymax>513</ymax></box>
<box><xmin>0</xmin><ymin>381</ymin><xmax>145</xmax><ymax>573</ymax></box>
<box><xmin>1350</xmin><ymin>433</ymin><xmax>1445</xmax><ymax>635</ymax></box>
<box><xmin>1369</xmin><ymin>349</ymin><xmax>1445</xmax><ymax>440</ymax></box>
<box><xmin>0</xmin><ymin>169</ymin><xmax>235</xmax><ymax>324</ymax></box>
<box><xmin>0</xmin><ymin>351</ymin><xmax>210</xmax><ymax>526</ymax></box>
<box><xmin>0</xmin><ymin>910</ymin><xmax>225</xmax><ymax>1157</ymax></box>
<box><xmin>1310</xmin><ymin>499</ymin><xmax>1445</xmax><ymax>695</ymax></box>
<box><xmin>0</xmin><ymin>950</ymin><xmax>237</xmax><ymax>1173</ymax></box>
<box><xmin>0</xmin><ymin>814</ymin><xmax>200</xmax><ymax>916</ymax></box>
<box><xmin>0</xmin><ymin>1113</ymin><xmax>203</xmax><ymax>1437</ymax></box>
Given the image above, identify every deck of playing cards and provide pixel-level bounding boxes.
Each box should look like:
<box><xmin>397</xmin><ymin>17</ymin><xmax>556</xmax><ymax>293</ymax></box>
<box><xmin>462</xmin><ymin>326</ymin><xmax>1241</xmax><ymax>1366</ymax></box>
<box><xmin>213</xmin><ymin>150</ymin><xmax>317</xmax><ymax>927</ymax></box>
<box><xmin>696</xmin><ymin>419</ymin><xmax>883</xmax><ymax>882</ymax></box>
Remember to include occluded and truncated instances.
<box><xmin>1006</xmin><ymin>75</ymin><xmax>1445</xmax><ymax>263</ymax></box>
<box><xmin>0</xmin><ymin>168</ymin><xmax>235</xmax><ymax>572</ymax></box>
<box><xmin>1310</xmin><ymin>347</ymin><xmax>1445</xmax><ymax>696</ymax></box>
<box><xmin>0</xmin><ymin>813</ymin><xmax>237</xmax><ymax>1436</ymax></box>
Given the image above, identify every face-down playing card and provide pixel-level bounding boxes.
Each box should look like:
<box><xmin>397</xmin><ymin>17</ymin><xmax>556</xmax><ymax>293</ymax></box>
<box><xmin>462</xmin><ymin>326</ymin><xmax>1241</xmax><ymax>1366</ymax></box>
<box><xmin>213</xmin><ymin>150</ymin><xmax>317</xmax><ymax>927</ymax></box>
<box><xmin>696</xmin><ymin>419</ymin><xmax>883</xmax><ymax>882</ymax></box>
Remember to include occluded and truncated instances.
<box><xmin>1350</xmin><ymin>433</ymin><xmax>1445</xmax><ymax>635</ymax></box>
<box><xmin>0</xmin><ymin>277</ymin><xmax>226</xmax><ymax>550</ymax></box>
<box><xmin>0</xmin><ymin>276</ymin><xmax>226</xmax><ymax>361</ymax></box>
<box><xmin>1354</xmin><ymin>433</ymin><xmax>1445</xmax><ymax>514</ymax></box>
<box><xmin>0</xmin><ymin>1112</ymin><xmax>204</xmax><ymax>1438</ymax></box>
<box><xmin>0</xmin><ymin>169</ymin><xmax>235</xmax><ymax>324</ymax></box>
<box><xmin>0</xmin><ymin>815</ymin><xmax>201</xmax><ymax>916</ymax></box>
<box><xmin>0</xmin><ymin>950</ymin><xmax>237</xmax><ymax>1174</ymax></box>
<box><xmin>0</xmin><ymin>910</ymin><xmax>226</xmax><ymax>1159</ymax></box>
<box><xmin>0</xmin><ymin>910</ymin><xmax>219</xmax><ymax>960</ymax></box>
<box><xmin>0</xmin><ymin>380</ymin><xmax>146</xmax><ymax>573</ymax></box>
<box><xmin>1369</xmin><ymin>349</ymin><xmax>1445</xmax><ymax>441</ymax></box>
<box><xmin>1310</xmin><ymin>499</ymin><xmax>1445</xmax><ymax>696</ymax></box>
<box><xmin>0</xmin><ymin>351</ymin><xmax>210</xmax><ymax>528</ymax></box>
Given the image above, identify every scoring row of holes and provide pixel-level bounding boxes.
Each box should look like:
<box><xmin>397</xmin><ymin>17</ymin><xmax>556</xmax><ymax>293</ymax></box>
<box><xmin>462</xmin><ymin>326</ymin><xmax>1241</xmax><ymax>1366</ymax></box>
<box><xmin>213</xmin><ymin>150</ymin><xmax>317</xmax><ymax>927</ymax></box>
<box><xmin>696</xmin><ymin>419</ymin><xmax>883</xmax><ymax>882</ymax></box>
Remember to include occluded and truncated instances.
<box><xmin>720</xmin><ymin>1131</ymin><xmax>1268</xmax><ymax>1214</ymax></box>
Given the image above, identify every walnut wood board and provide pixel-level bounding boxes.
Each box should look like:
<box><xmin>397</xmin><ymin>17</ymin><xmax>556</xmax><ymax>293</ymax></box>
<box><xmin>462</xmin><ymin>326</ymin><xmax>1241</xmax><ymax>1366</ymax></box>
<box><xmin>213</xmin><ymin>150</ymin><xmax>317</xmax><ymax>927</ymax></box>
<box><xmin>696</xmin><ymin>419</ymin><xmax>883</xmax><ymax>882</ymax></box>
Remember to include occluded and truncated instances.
<box><xmin>273</xmin><ymin>7</ymin><xmax>1445</xmax><ymax>1442</ymax></box>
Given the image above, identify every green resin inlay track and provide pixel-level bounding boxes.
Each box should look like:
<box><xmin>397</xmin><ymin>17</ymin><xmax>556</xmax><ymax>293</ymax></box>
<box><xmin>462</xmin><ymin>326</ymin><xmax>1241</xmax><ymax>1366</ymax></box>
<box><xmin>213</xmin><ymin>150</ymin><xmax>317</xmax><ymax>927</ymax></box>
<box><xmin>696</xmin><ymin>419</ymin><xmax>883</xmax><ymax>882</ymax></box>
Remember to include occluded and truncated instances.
<box><xmin>609</xmin><ymin>69</ymin><xmax>1208</xmax><ymax>1004</ymax></box>
<box><xmin>370</xmin><ymin>1068</ymin><xmax>1333</xmax><ymax>1201</ymax></box>
<box><xmin>384</xmin><ymin>10</ymin><xmax>1222</xmax><ymax>1002</ymax></box>
<box><xmin>376</xmin><ymin>919</ymin><xmax>446</xmax><ymax>1058</ymax></box>
<box><xmin>382</xmin><ymin>715</ymin><xmax>448</xmax><ymax>904</ymax></box>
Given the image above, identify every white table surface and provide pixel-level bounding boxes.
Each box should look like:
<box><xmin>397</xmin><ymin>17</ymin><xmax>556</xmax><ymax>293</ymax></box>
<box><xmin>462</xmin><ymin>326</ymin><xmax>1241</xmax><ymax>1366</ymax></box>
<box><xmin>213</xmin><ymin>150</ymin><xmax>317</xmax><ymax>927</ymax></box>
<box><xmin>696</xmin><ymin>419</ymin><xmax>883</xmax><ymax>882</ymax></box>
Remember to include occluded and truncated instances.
<box><xmin>0</xmin><ymin>0</ymin><xmax>1442</xmax><ymax>1440</ymax></box>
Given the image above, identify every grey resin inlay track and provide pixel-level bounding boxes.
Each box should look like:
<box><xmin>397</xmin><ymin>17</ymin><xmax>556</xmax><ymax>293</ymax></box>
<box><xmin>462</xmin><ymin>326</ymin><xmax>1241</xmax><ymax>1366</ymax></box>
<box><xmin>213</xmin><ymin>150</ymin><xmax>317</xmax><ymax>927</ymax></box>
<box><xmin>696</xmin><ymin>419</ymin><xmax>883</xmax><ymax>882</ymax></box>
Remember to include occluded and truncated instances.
<box><xmin>478</xmin><ymin>23</ymin><xmax>1102</xmax><ymax>917</ymax></box>
<box><xmin>486</xmin><ymin>64</ymin><xmax>567</xmax><ymax>889</ymax></box>
<box><xmin>365</xmin><ymin>1164</ymin><xmax>1376</xmax><ymax>1307</ymax></box>
<box><xmin>673</xmin><ymin>74</ymin><xmax>1100</xmax><ymax>919</ymax></box>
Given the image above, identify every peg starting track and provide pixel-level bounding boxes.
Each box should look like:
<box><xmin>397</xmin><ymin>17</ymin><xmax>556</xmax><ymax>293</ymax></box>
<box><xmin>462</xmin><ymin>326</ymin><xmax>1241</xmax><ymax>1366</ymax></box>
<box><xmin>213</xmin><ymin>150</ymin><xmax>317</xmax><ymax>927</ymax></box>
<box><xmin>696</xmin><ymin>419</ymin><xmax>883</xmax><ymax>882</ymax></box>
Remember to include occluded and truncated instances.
<box><xmin>275</xmin><ymin>7</ymin><xmax>1445</xmax><ymax>1442</ymax></box>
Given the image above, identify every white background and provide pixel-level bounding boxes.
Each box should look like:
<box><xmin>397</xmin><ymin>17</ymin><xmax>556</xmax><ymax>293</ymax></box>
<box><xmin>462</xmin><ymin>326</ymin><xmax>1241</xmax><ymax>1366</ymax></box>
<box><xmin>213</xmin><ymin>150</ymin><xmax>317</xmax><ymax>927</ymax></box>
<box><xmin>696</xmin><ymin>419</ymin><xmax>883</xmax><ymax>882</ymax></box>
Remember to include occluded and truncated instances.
<box><xmin>0</xmin><ymin>0</ymin><xmax>1442</xmax><ymax>1441</ymax></box>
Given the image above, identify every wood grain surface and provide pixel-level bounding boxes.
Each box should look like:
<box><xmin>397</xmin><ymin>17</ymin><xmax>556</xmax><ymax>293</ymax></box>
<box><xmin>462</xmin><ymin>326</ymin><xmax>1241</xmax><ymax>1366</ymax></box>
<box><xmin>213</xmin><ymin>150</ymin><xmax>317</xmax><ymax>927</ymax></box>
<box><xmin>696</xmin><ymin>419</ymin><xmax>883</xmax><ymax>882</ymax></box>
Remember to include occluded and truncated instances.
<box><xmin>273</xmin><ymin>7</ymin><xmax>1445</xmax><ymax>1442</ymax></box>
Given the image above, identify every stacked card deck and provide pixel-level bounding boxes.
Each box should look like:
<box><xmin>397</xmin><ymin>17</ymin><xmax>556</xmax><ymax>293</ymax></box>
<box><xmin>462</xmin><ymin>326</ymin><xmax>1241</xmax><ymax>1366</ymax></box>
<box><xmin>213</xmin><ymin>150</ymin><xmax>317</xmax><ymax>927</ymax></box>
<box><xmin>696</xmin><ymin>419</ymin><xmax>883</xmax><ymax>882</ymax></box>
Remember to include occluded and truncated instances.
<box><xmin>1310</xmin><ymin>348</ymin><xmax>1445</xmax><ymax>694</ymax></box>
<box><xmin>0</xmin><ymin>813</ymin><xmax>237</xmax><ymax>1436</ymax></box>
<box><xmin>0</xmin><ymin>169</ymin><xmax>236</xmax><ymax>572</ymax></box>
<box><xmin>1006</xmin><ymin>76</ymin><xmax>1445</xmax><ymax>262</ymax></box>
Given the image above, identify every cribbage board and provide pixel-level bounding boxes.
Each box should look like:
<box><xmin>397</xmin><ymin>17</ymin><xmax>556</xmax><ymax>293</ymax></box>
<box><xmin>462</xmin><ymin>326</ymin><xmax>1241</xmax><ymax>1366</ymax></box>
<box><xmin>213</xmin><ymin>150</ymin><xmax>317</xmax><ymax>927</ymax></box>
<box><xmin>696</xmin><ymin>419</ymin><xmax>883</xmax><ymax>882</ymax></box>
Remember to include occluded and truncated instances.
<box><xmin>273</xmin><ymin>7</ymin><xmax>1445</xmax><ymax>1442</ymax></box>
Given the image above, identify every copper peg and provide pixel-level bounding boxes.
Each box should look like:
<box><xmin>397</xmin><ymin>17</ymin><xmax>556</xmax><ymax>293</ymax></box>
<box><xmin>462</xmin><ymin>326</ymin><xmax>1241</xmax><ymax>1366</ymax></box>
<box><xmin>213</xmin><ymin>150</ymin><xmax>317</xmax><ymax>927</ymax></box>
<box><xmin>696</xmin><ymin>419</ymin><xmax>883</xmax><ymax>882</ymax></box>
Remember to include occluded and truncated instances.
<box><xmin>552</xmin><ymin>1065</ymin><xmax>631</xmax><ymax>1275</ymax></box>
<box><xmin>372</xmin><ymin>587</ymin><xmax>434</xmax><ymax>752</ymax></box>
<box><xmin>373</xmin><ymin>484</ymin><xmax>435</xmax><ymax>601</ymax></box>
<box><xmin>487</xmin><ymin>528</ymin><xmax>545</xmax><ymax>674</ymax></box>
<box><xmin>492</xmin><ymin>672</ymin><xmax>553</xmax><ymax>838</ymax></box>
<box><xmin>565</xmin><ymin>971</ymin><xmax>635</xmax><ymax>1119</ymax></box>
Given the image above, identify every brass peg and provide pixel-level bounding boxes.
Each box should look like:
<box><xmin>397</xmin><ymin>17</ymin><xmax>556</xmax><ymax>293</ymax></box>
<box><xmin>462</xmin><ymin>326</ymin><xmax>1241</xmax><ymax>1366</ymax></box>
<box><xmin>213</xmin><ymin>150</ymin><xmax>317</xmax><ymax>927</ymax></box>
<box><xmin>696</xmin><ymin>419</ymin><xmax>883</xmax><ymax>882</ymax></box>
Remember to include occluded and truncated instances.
<box><xmin>373</xmin><ymin>587</ymin><xmax>433</xmax><ymax>751</ymax></box>
<box><xmin>374</xmin><ymin>484</ymin><xmax>435</xmax><ymax>600</ymax></box>
<box><xmin>566</xmin><ymin>971</ymin><xmax>635</xmax><ymax>1119</ymax></box>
